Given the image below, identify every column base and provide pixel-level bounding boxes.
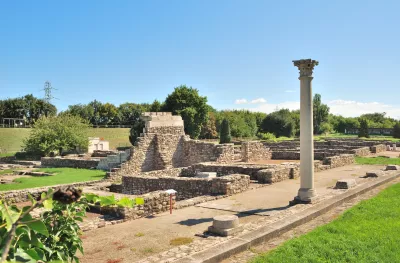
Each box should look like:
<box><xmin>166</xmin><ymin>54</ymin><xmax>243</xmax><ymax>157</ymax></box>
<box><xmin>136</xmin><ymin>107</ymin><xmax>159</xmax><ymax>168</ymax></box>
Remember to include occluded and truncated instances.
<box><xmin>289</xmin><ymin>188</ymin><xmax>317</xmax><ymax>206</ymax></box>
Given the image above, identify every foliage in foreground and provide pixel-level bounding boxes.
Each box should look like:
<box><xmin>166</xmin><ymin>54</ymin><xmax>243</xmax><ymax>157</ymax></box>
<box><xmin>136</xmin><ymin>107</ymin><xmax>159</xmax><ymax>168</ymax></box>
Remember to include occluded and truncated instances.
<box><xmin>83</xmin><ymin>193</ymin><xmax>144</xmax><ymax>208</ymax></box>
<box><xmin>24</xmin><ymin>115</ymin><xmax>90</xmax><ymax>156</ymax></box>
<box><xmin>250</xmin><ymin>182</ymin><xmax>400</xmax><ymax>263</ymax></box>
<box><xmin>0</xmin><ymin>188</ymin><xmax>86</xmax><ymax>263</ymax></box>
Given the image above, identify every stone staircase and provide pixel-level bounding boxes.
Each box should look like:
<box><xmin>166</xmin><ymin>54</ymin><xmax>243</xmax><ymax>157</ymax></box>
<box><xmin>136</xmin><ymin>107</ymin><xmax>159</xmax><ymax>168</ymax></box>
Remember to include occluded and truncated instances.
<box><xmin>97</xmin><ymin>148</ymin><xmax>132</xmax><ymax>179</ymax></box>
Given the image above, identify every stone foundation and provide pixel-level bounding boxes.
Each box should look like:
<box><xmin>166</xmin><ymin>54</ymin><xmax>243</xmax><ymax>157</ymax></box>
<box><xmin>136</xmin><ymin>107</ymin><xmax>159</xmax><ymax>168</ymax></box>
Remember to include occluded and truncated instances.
<box><xmin>241</xmin><ymin>141</ymin><xmax>271</xmax><ymax>162</ymax></box>
<box><xmin>41</xmin><ymin>157</ymin><xmax>100</xmax><ymax>169</ymax></box>
<box><xmin>121</xmin><ymin>174</ymin><xmax>250</xmax><ymax>200</ymax></box>
<box><xmin>370</xmin><ymin>144</ymin><xmax>386</xmax><ymax>154</ymax></box>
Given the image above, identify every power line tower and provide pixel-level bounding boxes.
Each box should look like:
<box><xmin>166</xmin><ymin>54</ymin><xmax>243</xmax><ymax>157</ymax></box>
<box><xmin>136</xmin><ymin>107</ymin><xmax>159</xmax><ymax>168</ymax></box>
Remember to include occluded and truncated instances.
<box><xmin>43</xmin><ymin>81</ymin><xmax>57</xmax><ymax>103</ymax></box>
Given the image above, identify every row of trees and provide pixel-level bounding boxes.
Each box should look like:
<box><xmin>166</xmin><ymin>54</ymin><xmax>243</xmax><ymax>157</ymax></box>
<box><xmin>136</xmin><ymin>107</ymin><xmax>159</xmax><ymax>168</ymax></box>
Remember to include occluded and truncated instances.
<box><xmin>2</xmin><ymin>87</ymin><xmax>400</xmax><ymax>142</ymax></box>
<box><xmin>0</xmin><ymin>95</ymin><xmax>57</xmax><ymax>125</ymax></box>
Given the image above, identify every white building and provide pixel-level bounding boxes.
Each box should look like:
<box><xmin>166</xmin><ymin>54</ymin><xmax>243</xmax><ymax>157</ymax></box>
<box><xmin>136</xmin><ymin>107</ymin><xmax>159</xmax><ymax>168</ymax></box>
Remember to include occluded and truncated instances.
<box><xmin>88</xmin><ymin>137</ymin><xmax>110</xmax><ymax>153</ymax></box>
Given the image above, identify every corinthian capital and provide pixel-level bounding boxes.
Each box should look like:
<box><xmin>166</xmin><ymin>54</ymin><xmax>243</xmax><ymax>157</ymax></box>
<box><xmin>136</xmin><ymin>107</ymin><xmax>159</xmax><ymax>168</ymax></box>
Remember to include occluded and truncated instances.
<box><xmin>292</xmin><ymin>59</ymin><xmax>319</xmax><ymax>77</ymax></box>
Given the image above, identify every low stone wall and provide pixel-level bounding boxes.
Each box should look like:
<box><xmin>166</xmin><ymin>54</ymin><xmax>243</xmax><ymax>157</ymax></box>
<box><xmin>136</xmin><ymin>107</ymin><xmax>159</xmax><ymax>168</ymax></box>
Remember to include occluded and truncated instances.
<box><xmin>183</xmin><ymin>163</ymin><xmax>279</xmax><ymax>180</ymax></box>
<box><xmin>121</xmin><ymin>174</ymin><xmax>250</xmax><ymax>200</ymax></box>
<box><xmin>95</xmin><ymin>191</ymin><xmax>173</xmax><ymax>220</ymax></box>
<box><xmin>257</xmin><ymin>165</ymin><xmax>299</xmax><ymax>184</ymax></box>
<box><xmin>41</xmin><ymin>157</ymin><xmax>100</xmax><ymax>169</ymax></box>
<box><xmin>352</xmin><ymin>147</ymin><xmax>371</xmax><ymax>156</ymax></box>
<box><xmin>271</xmin><ymin>151</ymin><xmax>300</xmax><ymax>160</ymax></box>
<box><xmin>323</xmin><ymin>154</ymin><xmax>355</xmax><ymax>168</ymax></box>
<box><xmin>92</xmin><ymin>150</ymin><xmax>118</xmax><ymax>158</ymax></box>
<box><xmin>0</xmin><ymin>156</ymin><xmax>16</xmax><ymax>163</ymax></box>
<box><xmin>370</xmin><ymin>144</ymin><xmax>386</xmax><ymax>154</ymax></box>
<box><xmin>241</xmin><ymin>141</ymin><xmax>271</xmax><ymax>162</ymax></box>
<box><xmin>1</xmin><ymin>180</ymin><xmax>105</xmax><ymax>203</ymax></box>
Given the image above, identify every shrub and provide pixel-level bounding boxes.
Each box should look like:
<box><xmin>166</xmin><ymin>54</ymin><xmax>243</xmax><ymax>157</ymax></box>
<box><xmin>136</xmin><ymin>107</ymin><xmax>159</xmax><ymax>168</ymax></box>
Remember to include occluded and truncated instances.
<box><xmin>261</xmin><ymin>109</ymin><xmax>295</xmax><ymax>138</ymax></box>
<box><xmin>393</xmin><ymin>122</ymin><xmax>400</xmax><ymax>139</ymax></box>
<box><xmin>257</xmin><ymin>132</ymin><xmax>276</xmax><ymax>141</ymax></box>
<box><xmin>219</xmin><ymin>119</ymin><xmax>232</xmax><ymax>144</ymax></box>
<box><xmin>129</xmin><ymin>119</ymin><xmax>145</xmax><ymax>145</ymax></box>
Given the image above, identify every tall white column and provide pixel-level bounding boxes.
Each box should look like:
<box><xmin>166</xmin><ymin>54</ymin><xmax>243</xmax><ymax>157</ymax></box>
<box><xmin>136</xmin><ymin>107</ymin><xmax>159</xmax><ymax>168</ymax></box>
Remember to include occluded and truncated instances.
<box><xmin>292</xmin><ymin>59</ymin><xmax>319</xmax><ymax>203</ymax></box>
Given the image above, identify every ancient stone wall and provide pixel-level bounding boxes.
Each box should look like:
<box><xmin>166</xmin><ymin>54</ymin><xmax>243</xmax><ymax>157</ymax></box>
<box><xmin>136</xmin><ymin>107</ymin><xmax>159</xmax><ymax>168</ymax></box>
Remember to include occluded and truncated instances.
<box><xmin>121</xmin><ymin>174</ymin><xmax>250</xmax><ymax>200</ymax></box>
<box><xmin>0</xmin><ymin>156</ymin><xmax>16</xmax><ymax>163</ymax></box>
<box><xmin>41</xmin><ymin>157</ymin><xmax>100</xmax><ymax>169</ymax></box>
<box><xmin>241</xmin><ymin>141</ymin><xmax>272</xmax><ymax>162</ymax></box>
<box><xmin>1</xmin><ymin>179</ymin><xmax>105</xmax><ymax>203</ymax></box>
<box><xmin>370</xmin><ymin>144</ymin><xmax>386</xmax><ymax>154</ymax></box>
<box><xmin>116</xmin><ymin>113</ymin><xmax>235</xmax><ymax>177</ymax></box>
<box><xmin>322</xmin><ymin>154</ymin><xmax>355</xmax><ymax>168</ymax></box>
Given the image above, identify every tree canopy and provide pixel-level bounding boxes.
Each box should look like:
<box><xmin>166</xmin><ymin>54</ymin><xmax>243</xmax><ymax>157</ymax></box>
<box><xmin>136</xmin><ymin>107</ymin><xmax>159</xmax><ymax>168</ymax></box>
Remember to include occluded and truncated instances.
<box><xmin>24</xmin><ymin>115</ymin><xmax>90</xmax><ymax>156</ymax></box>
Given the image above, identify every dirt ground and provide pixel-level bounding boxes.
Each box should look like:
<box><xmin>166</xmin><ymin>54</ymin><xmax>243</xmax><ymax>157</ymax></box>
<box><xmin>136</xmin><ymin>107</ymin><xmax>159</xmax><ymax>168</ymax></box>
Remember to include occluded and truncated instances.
<box><xmin>78</xmin><ymin>164</ymin><xmax>382</xmax><ymax>263</ymax></box>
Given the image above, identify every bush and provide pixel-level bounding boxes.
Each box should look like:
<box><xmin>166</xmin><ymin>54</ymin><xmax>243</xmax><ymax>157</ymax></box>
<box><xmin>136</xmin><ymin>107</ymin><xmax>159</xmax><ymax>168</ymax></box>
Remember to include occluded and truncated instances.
<box><xmin>219</xmin><ymin>119</ymin><xmax>232</xmax><ymax>144</ymax></box>
<box><xmin>257</xmin><ymin>132</ymin><xmax>276</xmax><ymax>141</ymax></box>
<box><xmin>261</xmin><ymin>109</ymin><xmax>295</xmax><ymax>138</ymax></box>
<box><xmin>129</xmin><ymin>119</ymin><xmax>145</xmax><ymax>145</ymax></box>
<box><xmin>393</xmin><ymin>122</ymin><xmax>400</xmax><ymax>139</ymax></box>
<box><xmin>358</xmin><ymin>118</ymin><xmax>370</xmax><ymax>138</ymax></box>
<box><xmin>24</xmin><ymin>115</ymin><xmax>90</xmax><ymax>156</ymax></box>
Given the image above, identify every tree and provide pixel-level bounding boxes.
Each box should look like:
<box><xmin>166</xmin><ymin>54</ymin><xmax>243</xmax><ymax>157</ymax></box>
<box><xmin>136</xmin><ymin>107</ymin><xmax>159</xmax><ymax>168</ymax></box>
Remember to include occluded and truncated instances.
<box><xmin>320</xmin><ymin>122</ymin><xmax>333</xmax><ymax>136</ymax></box>
<box><xmin>149</xmin><ymin>100</ymin><xmax>162</xmax><ymax>112</ymax></box>
<box><xmin>261</xmin><ymin>109</ymin><xmax>296</xmax><ymax>138</ymax></box>
<box><xmin>24</xmin><ymin>115</ymin><xmax>90</xmax><ymax>156</ymax></box>
<box><xmin>393</xmin><ymin>122</ymin><xmax>400</xmax><ymax>139</ymax></box>
<box><xmin>358</xmin><ymin>118</ymin><xmax>370</xmax><ymax>138</ymax></box>
<box><xmin>219</xmin><ymin>118</ymin><xmax>231</xmax><ymax>144</ymax></box>
<box><xmin>200</xmin><ymin>112</ymin><xmax>218</xmax><ymax>139</ymax></box>
<box><xmin>162</xmin><ymin>85</ymin><xmax>208</xmax><ymax>139</ymax></box>
<box><xmin>313</xmin><ymin>94</ymin><xmax>330</xmax><ymax>134</ymax></box>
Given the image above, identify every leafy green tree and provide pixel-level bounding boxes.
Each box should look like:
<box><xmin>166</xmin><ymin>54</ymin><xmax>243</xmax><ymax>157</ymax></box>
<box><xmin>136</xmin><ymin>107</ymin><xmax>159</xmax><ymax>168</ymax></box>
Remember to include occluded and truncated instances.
<box><xmin>162</xmin><ymin>85</ymin><xmax>208</xmax><ymax>139</ymax></box>
<box><xmin>149</xmin><ymin>100</ymin><xmax>162</xmax><ymax>112</ymax></box>
<box><xmin>0</xmin><ymin>94</ymin><xmax>56</xmax><ymax>125</ymax></box>
<box><xmin>219</xmin><ymin>118</ymin><xmax>232</xmax><ymax>144</ymax></box>
<box><xmin>261</xmin><ymin>109</ymin><xmax>296</xmax><ymax>138</ymax></box>
<box><xmin>200</xmin><ymin>112</ymin><xmax>218</xmax><ymax>139</ymax></box>
<box><xmin>320</xmin><ymin>122</ymin><xmax>333</xmax><ymax>136</ymax></box>
<box><xmin>313</xmin><ymin>94</ymin><xmax>330</xmax><ymax>134</ymax></box>
<box><xmin>358</xmin><ymin>118</ymin><xmax>370</xmax><ymax>138</ymax></box>
<box><xmin>24</xmin><ymin>115</ymin><xmax>90</xmax><ymax>156</ymax></box>
<box><xmin>393</xmin><ymin>122</ymin><xmax>400</xmax><ymax>139</ymax></box>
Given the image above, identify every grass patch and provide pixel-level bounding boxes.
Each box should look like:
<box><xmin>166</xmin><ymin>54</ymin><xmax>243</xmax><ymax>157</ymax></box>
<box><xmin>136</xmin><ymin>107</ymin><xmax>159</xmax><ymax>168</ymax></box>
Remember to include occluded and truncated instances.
<box><xmin>250</xmin><ymin>182</ymin><xmax>400</xmax><ymax>263</ymax></box>
<box><xmin>0</xmin><ymin>128</ymin><xmax>131</xmax><ymax>153</ymax></box>
<box><xmin>0</xmin><ymin>168</ymin><xmax>105</xmax><ymax>191</ymax></box>
<box><xmin>0</xmin><ymin>169</ymin><xmax>14</xmax><ymax>175</ymax></box>
<box><xmin>170</xmin><ymin>237</ymin><xmax>193</xmax><ymax>246</ymax></box>
<box><xmin>134</xmin><ymin>232</ymin><xmax>145</xmax><ymax>237</ymax></box>
<box><xmin>142</xmin><ymin>248</ymin><xmax>155</xmax><ymax>254</ymax></box>
<box><xmin>355</xmin><ymin>156</ymin><xmax>400</xmax><ymax>165</ymax></box>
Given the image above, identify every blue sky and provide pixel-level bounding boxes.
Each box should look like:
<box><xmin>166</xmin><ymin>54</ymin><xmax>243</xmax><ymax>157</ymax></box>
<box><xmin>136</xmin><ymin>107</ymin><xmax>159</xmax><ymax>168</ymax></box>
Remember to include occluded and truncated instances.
<box><xmin>1</xmin><ymin>0</ymin><xmax>400</xmax><ymax>118</ymax></box>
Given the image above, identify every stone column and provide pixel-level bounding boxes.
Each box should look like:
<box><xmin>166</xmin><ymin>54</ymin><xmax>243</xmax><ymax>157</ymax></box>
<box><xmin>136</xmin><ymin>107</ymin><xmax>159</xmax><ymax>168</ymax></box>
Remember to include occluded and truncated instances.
<box><xmin>291</xmin><ymin>59</ymin><xmax>319</xmax><ymax>204</ymax></box>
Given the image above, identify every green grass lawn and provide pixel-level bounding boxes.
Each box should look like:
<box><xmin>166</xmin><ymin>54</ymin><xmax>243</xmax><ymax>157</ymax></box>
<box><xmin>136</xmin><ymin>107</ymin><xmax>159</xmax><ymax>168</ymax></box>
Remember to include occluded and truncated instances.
<box><xmin>250</xmin><ymin>182</ymin><xmax>400</xmax><ymax>263</ymax></box>
<box><xmin>0</xmin><ymin>128</ymin><xmax>131</xmax><ymax>154</ymax></box>
<box><xmin>0</xmin><ymin>168</ymin><xmax>105</xmax><ymax>191</ymax></box>
<box><xmin>355</xmin><ymin>156</ymin><xmax>400</xmax><ymax>165</ymax></box>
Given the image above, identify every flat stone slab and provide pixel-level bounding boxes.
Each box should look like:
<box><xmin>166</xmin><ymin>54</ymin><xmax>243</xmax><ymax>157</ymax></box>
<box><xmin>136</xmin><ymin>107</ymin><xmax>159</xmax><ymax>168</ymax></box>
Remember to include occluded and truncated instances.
<box><xmin>365</xmin><ymin>170</ymin><xmax>385</xmax><ymax>178</ymax></box>
<box><xmin>335</xmin><ymin>179</ymin><xmax>357</xmax><ymax>189</ymax></box>
<box><xmin>386</xmin><ymin>165</ymin><xmax>400</xmax><ymax>171</ymax></box>
<box><xmin>195</xmin><ymin>172</ymin><xmax>217</xmax><ymax>179</ymax></box>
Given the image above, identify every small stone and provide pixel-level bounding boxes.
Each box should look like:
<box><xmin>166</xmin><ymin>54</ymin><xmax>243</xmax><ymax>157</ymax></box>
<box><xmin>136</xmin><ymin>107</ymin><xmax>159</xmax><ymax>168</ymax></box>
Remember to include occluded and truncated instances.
<box><xmin>386</xmin><ymin>165</ymin><xmax>400</xmax><ymax>171</ymax></box>
<box><xmin>365</xmin><ymin>170</ymin><xmax>385</xmax><ymax>177</ymax></box>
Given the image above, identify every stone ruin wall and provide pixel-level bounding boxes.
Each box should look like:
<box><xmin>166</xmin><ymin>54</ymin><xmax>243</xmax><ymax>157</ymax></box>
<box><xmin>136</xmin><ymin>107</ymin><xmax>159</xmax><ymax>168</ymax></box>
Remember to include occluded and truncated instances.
<box><xmin>122</xmin><ymin>174</ymin><xmax>250</xmax><ymax>200</ymax></box>
<box><xmin>41</xmin><ymin>157</ymin><xmax>100</xmax><ymax>169</ymax></box>
<box><xmin>241</xmin><ymin>141</ymin><xmax>272</xmax><ymax>162</ymax></box>
<box><xmin>115</xmin><ymin>112</ymin><xmax>236</xmax><ymax>177</ymax></box>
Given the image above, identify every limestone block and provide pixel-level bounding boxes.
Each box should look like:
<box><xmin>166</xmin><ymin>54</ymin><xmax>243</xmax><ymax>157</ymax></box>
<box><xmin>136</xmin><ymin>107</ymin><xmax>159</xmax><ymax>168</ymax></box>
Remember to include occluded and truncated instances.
<box><xmin>335</xmin><ymin>179</ymin><xmax>357</xmax><ymax>189</ymax></box>
<box><xmin>385</xmin><ymin>165</ymin><xmax>400</xmax><ymax>171</ymax></box>
<box><xmin>208</xmin><ymin>215</ymin><xmax>243</xmax><ymax>236</ymax></box>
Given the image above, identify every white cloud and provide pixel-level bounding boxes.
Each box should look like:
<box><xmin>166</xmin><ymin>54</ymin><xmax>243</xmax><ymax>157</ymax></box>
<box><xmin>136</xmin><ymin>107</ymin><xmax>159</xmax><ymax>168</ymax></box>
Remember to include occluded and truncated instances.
<box><xmin>327</xmin><ymin>100</ymin><xmax>400</xmax><ymax>119</ymax></box>
<box><xmin>241</xmin><ymin>99</ymin><xmax>400</xmax><ymax>119</ymax></box>
<box><xmin>285</xmin><ymin>90</ymin><xmax>296</xmax><ymax>93</ymax></box>
<box><xmin>234</xmin><ymin>99</ymin><xmax>248</xmax><ymax>104</ymax></box>
<box><xmin>250</xmin><ymin>98</ymin><xmax>267</xmax><ymax>104</ymax></box>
